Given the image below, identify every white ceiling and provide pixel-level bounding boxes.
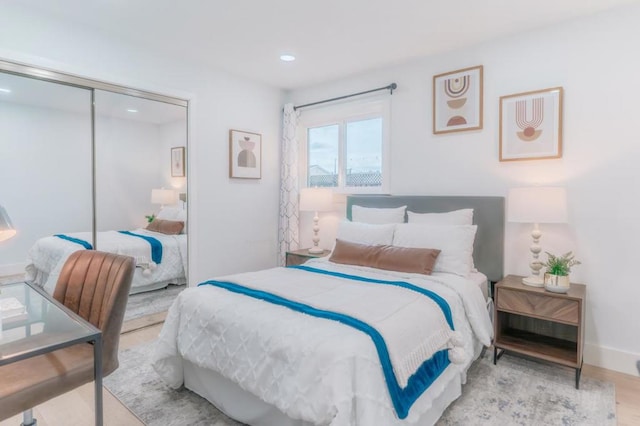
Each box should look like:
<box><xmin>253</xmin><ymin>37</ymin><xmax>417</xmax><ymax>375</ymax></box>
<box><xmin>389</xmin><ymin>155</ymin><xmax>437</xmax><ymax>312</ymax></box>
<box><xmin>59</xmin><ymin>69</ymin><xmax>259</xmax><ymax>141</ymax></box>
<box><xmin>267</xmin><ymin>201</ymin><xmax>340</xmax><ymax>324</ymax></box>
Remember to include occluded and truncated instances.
<box><xmin>8</xmin><ymin>0</ymin><xmax>639</xmax><ymax>90</ymax></box>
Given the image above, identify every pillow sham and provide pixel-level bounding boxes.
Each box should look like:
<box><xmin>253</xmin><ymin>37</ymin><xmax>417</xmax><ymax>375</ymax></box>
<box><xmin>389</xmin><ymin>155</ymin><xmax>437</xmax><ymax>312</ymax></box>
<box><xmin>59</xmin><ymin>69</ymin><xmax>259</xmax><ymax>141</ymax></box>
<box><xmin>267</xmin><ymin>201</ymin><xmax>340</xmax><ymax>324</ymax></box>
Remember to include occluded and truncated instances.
<box><xmin>146</xmin><ymin>219</ymin><xmax>184</xmax><ymax>235</ymax></box>
<box><xmin>329</xmin><ymin>239</ymin><xmax>440</xmax><ymax>275</ymax></box>
<box><xmin>175</xmin><ymin>209</ymin><xmax>187</xmax><ymax>234</ymax></box>
<box><xmin>407</xmin><ymin>208</ymin><xmax>473</xmax><ymax>225</ymax></box>
<box><xmin>156</xmin><ymin>207</ymin><xmax>180</xmax><ymax>220</ymax></box>
<box><xmin>392</xmin><ymin>223</ymin><xmax>477</xmax><ymax>277</ymax></box>
<box><xmin>336</xmin><ymin>220</ymin><xmax>396</xmax><ymax>246</ymax></box>
<box><xmin>351</xmin><ymin>205</ymin><xmax>407</xmax><ymax>224</ymax></box>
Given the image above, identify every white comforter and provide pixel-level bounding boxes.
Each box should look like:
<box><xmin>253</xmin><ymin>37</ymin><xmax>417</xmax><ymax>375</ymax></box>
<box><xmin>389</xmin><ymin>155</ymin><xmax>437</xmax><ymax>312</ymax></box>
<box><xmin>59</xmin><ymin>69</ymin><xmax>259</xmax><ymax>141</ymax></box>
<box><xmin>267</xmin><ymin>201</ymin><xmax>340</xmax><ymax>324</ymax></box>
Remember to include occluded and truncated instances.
<box><xmin>25</xmin><ymin>229</ymin><xmax>187</xmax><ymax>294</ymax></box>
<box><xmin>153</xmin><ymin>259</ymin><xmax>493</xmax><ymax>425</ymax></box>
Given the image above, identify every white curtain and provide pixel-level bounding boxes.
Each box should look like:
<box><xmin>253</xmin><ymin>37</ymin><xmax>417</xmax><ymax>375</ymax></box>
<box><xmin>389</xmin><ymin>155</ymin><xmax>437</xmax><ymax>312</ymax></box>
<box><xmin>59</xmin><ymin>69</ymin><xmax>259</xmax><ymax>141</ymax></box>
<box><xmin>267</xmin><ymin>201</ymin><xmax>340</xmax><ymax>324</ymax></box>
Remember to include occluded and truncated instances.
<box><xmin>278</xmin><ymin>103</ymin><xmax>300</xmax><ymax>265</ymax></box>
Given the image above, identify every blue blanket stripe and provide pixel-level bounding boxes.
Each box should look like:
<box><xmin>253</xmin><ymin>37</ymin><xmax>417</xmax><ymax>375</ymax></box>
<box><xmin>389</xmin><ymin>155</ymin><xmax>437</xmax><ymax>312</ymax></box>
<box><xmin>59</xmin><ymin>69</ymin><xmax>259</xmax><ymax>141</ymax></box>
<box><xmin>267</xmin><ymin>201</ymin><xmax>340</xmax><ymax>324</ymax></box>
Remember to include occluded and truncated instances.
<box><xmin>54</xmin><ymin>234</ymin><xmax>93</xmax><ymax>249</ymax></box>
<box><xmin>198</xmin><ymin>277</ymin><xmax>452</xmax><ymax>419</ymax></box>
<box><xmin>118</xmin><ymin>231</ymin><xmax>163</xmax><ymax>264</ymax></box>
<box><xmin>290</xmin><ymin>265</ymin><xmax>455</xmax><ymax>329</ymax></box>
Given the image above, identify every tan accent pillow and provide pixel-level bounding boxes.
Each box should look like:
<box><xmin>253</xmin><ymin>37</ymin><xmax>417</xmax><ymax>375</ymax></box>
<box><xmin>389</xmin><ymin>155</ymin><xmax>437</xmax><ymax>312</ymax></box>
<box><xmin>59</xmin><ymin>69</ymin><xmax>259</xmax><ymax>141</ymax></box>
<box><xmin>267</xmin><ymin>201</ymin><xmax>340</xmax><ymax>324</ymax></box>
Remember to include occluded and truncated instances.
<box><xmin>329</xmin><ymin>239</ymin><xmax>440</xmax><ymax>275</ymax></box>
<box><xmin>146</xmin><ymin>219</ymin><xmax>184</xmax><ymax>235</ymax></box>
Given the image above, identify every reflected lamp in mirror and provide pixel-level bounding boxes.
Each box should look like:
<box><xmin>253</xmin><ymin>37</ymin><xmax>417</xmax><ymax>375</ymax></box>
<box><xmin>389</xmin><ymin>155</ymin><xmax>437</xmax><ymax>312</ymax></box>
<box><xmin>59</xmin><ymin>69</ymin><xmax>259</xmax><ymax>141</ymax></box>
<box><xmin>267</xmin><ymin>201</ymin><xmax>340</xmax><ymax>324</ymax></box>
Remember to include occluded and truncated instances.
<box><xmin>508</xmin><ymin>187</ymin><xmax>568</xmax><ymax>287</ymax></box>
<box><xmin>0</xmin><ymin>205</ymin><xmax>17</xmax><ymax>242</ymax></box>
<box><xmin>299</xmin><ymin>188</ymin><xmax>333</xmax><ymax>254</ymax></box>
<box><xmin>151</xmin><ymin>188</ymin><xmax>178</xmax><ymax>208</ymax></box>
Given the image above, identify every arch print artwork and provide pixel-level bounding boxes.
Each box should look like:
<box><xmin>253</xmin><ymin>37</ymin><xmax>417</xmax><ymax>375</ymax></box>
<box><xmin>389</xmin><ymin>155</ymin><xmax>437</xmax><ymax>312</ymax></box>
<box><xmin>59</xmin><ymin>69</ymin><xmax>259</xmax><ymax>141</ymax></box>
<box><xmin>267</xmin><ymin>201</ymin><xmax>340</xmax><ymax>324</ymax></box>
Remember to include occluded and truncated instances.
<box><xmin>433</xmin><ymin>65</ymin><xmax>483</xmax><ymax>134</ymax></box>
<box><xmin>229</xmin><ymin>129</ymin><xmax>262</xmax><ymax>178</ymax></box>
<box><xmin>499</xmin><ymin>87</ymin><xmax>563</xmax><ymax>161</ymax></box>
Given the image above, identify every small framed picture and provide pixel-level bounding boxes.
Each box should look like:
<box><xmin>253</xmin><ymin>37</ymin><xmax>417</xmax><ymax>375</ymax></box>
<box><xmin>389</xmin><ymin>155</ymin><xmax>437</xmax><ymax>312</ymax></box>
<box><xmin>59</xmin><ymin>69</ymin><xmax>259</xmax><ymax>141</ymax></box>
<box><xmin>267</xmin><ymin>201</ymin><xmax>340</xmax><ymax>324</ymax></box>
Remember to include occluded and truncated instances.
<box><xmin>171</xmin><ymin>147</ymin><xmax>185</xmax><ymax>177</ymax></box>
<box><xmin>433</xmin><ymin>65</ymin><xmax>483</xmax><ymax>134</ymax></box>
<box><xmin>229</xmin><ymin>129</ymin><xmax>262</xmax><ymax>179</ymax></box>
<box><xmin>499</xmin><ymin>87</ymin><xmax>563</xmax><ymax>162</ymax></box>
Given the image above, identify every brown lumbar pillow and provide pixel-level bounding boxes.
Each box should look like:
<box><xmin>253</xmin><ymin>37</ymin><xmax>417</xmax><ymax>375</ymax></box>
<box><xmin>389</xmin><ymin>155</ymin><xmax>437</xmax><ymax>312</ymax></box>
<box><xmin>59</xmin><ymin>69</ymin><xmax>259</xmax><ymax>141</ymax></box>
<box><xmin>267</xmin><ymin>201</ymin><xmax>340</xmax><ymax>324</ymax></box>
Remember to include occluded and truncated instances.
<box><xmin>329</xmin><ymin>239</ymin><xmax>440</xmax><ymax>275</ymax></box>
<box><xmin>146</xmin><ymin>219</ymin><xmax>184</xmax><ymax>235</ymax></box>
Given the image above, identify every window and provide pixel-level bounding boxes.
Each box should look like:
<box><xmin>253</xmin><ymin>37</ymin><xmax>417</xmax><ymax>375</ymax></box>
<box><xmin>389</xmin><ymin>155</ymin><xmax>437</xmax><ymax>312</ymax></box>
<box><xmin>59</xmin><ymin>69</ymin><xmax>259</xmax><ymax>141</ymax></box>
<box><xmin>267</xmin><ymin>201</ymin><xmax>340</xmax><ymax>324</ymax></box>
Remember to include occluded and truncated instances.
<box><xmin>300</xmin><ymin>98</ymin><xmax>389</xmax><ymax>193</ymax></box>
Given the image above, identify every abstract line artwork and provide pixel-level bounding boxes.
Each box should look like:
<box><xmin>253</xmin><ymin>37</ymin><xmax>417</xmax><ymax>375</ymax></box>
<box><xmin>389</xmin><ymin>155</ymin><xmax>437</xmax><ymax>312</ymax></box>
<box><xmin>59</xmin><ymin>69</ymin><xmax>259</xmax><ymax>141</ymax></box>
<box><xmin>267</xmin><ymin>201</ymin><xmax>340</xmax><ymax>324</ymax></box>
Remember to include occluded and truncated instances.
<box><xmin>171</xmin><ymin>147</ymin><xmax>185</xmax><ymax>177</ymax></box>
<box><xmin>444</xmin><ymin>75</ymin><xmax>470</xmax><ymax>126</ymax></box>
<box><xmin>500</xmin><ymin>87</ymin><xmax>563</xmax><ymax>162</ymax></box>
<box><xmin>515</xmin><ymin>98</ymin><xmax>544</xmax><ymax>141</ymax></box>
<box><xmin>229</xmin><ymin>129</ymin><xmax>262</xmax><ymax>178</ymax></box>
<box><xmin>433</xmin><ymin>65</ymin><xmax>483</xmax><ymax>134</ymax></box>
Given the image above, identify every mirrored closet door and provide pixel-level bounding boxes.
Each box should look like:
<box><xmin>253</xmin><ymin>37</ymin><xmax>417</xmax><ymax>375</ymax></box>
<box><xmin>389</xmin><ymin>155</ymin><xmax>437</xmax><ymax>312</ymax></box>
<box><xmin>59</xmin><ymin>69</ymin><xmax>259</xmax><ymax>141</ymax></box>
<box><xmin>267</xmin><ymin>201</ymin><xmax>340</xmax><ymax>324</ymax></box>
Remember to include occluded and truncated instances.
<box><xmin>0</xmin><ymin>61</ymin><xmax>189</xmax><ymax>295</ymax></box>
<box><xmin>0</xmin><ymin>71</ymin><xmax>93</xmax><ymax>280</ymax></box>
<box><xmin>95</xmin><ymin>90</ymin><xmax>188</xmax><ymax>292</ymax></box>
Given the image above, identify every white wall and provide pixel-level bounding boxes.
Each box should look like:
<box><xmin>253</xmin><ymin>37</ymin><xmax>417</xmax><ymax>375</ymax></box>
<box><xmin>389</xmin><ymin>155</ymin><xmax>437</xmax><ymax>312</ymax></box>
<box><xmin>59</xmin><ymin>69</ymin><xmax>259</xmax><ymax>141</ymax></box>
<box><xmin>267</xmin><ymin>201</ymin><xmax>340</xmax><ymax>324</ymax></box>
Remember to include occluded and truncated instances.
<box><xmin>289</xmin><ymin>3</ymin><xmax>640</xmax><ymax>375</ymax></box>
<box><xmin>0</xmin><ymin>4</ymin><xmax>283</xmax><ymax>283</ymax></box>
<box><xmin>0</xmin><ymin>103</ymin><xmax>93</xmax><ymax>272</ymax></box>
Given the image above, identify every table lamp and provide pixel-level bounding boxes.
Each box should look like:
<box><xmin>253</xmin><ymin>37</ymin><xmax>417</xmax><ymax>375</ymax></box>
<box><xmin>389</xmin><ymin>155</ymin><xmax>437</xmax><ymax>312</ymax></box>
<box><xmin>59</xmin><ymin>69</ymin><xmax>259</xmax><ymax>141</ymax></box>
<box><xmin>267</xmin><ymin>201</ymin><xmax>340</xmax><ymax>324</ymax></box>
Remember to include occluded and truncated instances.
<box><xmin>0</xmin><ymin>205</ymin><xmax>17</xmax><ymax>242</ymax></box>
<box><xmin>508</xmin><ymin>187</ymin><xmax>568</xmax><ymax>287</ymax></box>
<box><xmin>299</xmin><ymin>187</ymin><xmax>333</xmax><ymax>254</ymax></box>
<box><xmin>151</xmin><ymin>188</ymin><xmax>178</xmax><ymax>208</ymax></box>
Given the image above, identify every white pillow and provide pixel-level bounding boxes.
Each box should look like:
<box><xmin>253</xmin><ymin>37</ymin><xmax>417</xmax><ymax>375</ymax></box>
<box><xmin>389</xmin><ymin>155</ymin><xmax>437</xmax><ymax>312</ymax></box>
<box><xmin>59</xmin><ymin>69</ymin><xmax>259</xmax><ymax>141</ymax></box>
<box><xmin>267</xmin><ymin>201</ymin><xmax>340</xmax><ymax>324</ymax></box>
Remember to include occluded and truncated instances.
<box><xmin>175</xmin><ymin>209</ymin><xmax>187</xmax><ymax>234</ymax></box>
<box><xmin>407</xmin><ymin>209</ymin><xmax>473</xmax><ymax>225</ymax></box>
<box><xmin>351</xmin><ymin>205</ymin><xmax>406</xmax><ymax>224</ymax></box>
<box><xmin>336</xmin><ymin>220</ymin><xmax>396</xmax><ymax>246</ymax></box>
<box><xmin>156</xmin><ymin>207</ymin><xmax>179</xmax><ymax>220</ymax></box>
<box><xmin>392</xmin><ymin>223</ymin><xmax>477</xmax><ymax>277</ymax></box>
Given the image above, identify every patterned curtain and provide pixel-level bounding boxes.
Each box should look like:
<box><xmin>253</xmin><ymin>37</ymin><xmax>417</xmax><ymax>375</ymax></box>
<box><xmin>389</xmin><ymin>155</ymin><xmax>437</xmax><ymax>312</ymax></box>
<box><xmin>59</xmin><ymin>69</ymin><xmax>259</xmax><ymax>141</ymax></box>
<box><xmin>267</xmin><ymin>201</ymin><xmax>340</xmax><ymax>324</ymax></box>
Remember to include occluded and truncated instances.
<box><xmin>278</xmin><ymin>104</ymin><xmax>300</xmax><ymax>265</ymax></box>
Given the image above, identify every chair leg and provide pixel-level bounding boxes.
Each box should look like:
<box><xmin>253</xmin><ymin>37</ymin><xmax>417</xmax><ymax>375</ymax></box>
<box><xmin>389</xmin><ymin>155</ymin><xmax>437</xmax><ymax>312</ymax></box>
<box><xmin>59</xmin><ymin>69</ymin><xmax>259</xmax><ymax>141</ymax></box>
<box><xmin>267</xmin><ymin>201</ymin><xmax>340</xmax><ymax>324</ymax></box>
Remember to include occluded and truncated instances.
<box><xmin>21</xmin><ymin>409</ymin><xmax>37</xmax><ymax>426</ymax></box>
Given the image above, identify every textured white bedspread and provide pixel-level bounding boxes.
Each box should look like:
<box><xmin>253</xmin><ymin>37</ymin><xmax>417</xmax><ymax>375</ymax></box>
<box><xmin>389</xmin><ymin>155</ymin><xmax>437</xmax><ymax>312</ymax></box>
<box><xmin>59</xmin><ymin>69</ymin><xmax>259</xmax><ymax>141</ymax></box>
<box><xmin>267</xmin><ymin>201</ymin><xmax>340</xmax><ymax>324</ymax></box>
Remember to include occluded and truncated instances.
<box><xmin>153</xmin><ymin>260</ymin><xmax>492</xmax><ymax>425</ymax></box>
<box><xmin>25</xmin><ymin>229</ymin><xmax>187</xmax><ymax>293</ymax></box>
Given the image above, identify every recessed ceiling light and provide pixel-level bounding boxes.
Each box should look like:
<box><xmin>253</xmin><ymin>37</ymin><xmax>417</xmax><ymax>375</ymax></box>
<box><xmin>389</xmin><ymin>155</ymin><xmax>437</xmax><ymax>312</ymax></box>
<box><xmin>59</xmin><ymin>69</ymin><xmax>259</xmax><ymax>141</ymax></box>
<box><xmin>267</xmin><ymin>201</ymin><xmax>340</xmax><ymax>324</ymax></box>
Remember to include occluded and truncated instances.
<box><xmin>280</xmin><ymin>54</ymin><xmax>296</xmax><ymax>62</ymax></box>
<box><xmin>127</xmin><ymin>109</ymin><xmax>138</xmax><ymax>113</ymax></box>
<box><xmin>0</xmin><ymin>88</ymin><xmax>11</xmax><ymax>93</ymax></box>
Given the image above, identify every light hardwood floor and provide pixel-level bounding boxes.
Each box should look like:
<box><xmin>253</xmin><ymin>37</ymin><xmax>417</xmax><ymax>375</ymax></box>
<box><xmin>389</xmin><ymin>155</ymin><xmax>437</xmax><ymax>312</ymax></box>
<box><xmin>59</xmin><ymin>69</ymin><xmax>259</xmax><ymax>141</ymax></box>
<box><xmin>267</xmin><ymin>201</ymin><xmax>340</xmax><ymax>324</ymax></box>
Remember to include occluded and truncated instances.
<box><xmin>2</xmin><ymin>322</ymin><xmax>639</xmax><ymax>426</ymax></box>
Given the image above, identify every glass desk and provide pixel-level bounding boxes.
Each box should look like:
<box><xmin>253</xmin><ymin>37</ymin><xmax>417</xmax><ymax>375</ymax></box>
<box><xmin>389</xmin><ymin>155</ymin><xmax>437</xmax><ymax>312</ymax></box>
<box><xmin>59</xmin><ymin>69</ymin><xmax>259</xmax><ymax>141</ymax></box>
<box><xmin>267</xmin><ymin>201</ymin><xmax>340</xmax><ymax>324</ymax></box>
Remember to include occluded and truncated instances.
<box><xmin>0</xmin><ymin>282</ymin><xmax>103</xmax><ymax>426</ymax></box>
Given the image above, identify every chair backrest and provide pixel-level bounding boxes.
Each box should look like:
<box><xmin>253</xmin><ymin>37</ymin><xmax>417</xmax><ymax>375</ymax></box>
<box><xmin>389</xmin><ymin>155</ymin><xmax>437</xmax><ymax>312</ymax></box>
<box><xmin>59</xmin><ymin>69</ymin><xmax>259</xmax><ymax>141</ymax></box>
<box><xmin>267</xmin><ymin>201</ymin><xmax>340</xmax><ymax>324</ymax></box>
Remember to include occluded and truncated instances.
<box><xmin>53</xmin><ymin>250</ymin><xmax>135</xmax><ymax>375</ymax></box>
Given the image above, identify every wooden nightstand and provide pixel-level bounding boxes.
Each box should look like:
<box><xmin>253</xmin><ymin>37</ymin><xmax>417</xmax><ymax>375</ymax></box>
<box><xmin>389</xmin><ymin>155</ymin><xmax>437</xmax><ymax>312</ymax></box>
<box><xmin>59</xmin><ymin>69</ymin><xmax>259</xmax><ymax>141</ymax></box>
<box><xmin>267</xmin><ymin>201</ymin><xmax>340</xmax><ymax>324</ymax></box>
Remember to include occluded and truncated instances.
<box><xmin>285</xmin><ymin>249</ymin><xmax>331</xmax><ymax>266</ymax></box>
<box><xmin>493</xmin><ymin>274</ymin><xmax>586</xmax><ymax>389</ymax></box>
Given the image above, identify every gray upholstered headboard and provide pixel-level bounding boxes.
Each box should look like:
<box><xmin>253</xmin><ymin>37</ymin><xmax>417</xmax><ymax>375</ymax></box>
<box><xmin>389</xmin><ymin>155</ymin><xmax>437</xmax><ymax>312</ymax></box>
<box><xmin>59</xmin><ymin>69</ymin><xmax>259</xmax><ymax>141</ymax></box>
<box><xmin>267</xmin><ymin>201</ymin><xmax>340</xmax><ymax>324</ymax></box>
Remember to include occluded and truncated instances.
<box><xmin>346</xmin><ymin>195</ymin><xmax>505</xmax><ymax>283</ymax></box>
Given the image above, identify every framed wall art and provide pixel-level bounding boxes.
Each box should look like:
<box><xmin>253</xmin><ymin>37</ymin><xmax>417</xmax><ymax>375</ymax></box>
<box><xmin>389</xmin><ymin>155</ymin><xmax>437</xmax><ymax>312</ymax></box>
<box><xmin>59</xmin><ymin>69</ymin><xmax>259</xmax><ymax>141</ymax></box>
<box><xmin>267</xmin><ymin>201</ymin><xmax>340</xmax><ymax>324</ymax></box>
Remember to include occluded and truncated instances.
<box><xmin>229</xmin><ymin>129</ymin><xmax>262</xmax><ymax>179</ymax></box>
<box><xmin>171</xmin><ymin>146</ymin><xmax>185</xmax><ymax>177</ymax></box>
<box><xmin>499</xmin><ymin>87</ymin><xmax>563</xmax><ymax>162</ymax></box>
<box><xmin>433</xmin><ymin>65</ymin><xmax>483</xmax><ymax>134</ymax></box>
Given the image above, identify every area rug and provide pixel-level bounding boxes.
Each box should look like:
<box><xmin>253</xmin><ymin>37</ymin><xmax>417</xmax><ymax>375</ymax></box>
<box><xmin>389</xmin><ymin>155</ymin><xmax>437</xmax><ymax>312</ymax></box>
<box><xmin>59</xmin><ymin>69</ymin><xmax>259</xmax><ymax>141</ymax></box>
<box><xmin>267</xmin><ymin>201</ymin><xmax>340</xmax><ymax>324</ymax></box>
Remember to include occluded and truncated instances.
<box><xmin>123</xmin><ymin>284</ymin><xmax>184</xmax><ymax>322</ymax></box>
<box><xmin>105</xmin><ymin>342</ymin><xmax>615</xmax><ymax>426</ymax></box>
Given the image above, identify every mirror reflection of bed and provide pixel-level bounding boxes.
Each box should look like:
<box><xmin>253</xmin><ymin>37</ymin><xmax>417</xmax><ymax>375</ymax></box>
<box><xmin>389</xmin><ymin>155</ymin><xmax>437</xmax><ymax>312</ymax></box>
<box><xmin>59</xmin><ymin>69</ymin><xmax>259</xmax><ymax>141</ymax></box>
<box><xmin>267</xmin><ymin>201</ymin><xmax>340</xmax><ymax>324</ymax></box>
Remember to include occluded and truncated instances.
<box><xmin>0</xmin><ymin>70</ymin><xmax>188</xmax><ymax>322</ymax></box>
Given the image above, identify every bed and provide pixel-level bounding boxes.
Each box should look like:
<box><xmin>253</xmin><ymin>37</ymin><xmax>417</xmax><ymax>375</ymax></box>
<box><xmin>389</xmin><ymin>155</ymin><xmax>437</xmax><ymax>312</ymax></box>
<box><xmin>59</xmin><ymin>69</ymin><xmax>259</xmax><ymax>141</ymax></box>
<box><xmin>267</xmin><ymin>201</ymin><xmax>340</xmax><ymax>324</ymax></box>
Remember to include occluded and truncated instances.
<box><xmin>153</xmin><ymin>195</ymin><xmax>504</xmax><ymax>425</ymax></box>
<box><xmin>25</xmin><ymin>227</ymin><xmax>187</xmax><ymax>295</ymax></box>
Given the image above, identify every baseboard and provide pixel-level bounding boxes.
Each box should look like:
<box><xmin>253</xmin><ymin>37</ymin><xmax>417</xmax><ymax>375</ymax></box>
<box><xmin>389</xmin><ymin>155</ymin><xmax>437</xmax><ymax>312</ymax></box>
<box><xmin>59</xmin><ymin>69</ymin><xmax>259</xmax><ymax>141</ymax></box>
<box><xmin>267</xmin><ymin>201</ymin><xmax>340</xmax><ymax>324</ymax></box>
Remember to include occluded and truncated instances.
<box><xmin>0</xmin><ymin>261</ymin><xmax>27</xmax><ymax>277</ymax></box>
<box><xmin>584</xmin><ymin>342</ymin><xmax>640</xmax><ymax>377</ymax></box>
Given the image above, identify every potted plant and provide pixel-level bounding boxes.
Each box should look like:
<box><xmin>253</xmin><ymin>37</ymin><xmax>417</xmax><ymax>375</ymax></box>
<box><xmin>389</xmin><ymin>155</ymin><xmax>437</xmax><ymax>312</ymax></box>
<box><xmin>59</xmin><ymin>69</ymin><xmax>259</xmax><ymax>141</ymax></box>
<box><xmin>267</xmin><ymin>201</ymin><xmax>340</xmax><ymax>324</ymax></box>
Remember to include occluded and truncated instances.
<box><xmin>543</xmin><ymin>251</ymin><xmax>581</xmax><ymax>293</ymax></box>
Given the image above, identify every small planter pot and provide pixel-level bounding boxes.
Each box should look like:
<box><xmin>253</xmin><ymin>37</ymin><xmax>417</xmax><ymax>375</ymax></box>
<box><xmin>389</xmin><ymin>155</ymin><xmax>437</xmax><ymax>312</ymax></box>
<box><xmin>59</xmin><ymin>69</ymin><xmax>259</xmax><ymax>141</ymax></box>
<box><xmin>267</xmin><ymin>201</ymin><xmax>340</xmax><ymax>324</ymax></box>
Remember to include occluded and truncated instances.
<box><xmin>544</xmin><ymin>273</ymin><xmax>570</xmax><ymax>293</ymax></box>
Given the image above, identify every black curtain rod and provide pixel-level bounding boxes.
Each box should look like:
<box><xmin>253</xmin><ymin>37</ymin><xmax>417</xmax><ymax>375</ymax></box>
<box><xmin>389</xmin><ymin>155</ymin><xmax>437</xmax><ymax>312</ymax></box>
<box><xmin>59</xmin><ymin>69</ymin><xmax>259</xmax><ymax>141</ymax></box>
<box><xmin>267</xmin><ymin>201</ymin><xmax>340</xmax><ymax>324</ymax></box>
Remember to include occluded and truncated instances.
<box><xmin>293</xmin><ymin>83</ymin><xmax>397</xmax><ymax>111</ymax></box>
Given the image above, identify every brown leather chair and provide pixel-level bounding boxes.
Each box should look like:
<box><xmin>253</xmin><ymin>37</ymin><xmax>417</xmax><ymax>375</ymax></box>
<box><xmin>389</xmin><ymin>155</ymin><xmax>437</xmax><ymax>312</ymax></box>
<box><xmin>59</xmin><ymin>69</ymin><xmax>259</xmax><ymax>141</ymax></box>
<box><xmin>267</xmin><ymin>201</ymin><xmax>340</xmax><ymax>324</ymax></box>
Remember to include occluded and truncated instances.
<box><xmin>0</xmin><ymin>250</ymin><xmax>134</xmax><ymax>424</ymax></box>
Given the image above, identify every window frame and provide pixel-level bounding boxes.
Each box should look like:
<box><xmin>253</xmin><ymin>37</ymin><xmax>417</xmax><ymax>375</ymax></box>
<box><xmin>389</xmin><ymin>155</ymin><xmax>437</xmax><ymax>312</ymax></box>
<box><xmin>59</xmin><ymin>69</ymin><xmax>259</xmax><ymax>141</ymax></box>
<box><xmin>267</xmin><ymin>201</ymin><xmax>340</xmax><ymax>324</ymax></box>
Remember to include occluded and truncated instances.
<box><xmin>298</xmin><ymin>97</ymin><xmax>390</xmax><ymax>194</ymax></box>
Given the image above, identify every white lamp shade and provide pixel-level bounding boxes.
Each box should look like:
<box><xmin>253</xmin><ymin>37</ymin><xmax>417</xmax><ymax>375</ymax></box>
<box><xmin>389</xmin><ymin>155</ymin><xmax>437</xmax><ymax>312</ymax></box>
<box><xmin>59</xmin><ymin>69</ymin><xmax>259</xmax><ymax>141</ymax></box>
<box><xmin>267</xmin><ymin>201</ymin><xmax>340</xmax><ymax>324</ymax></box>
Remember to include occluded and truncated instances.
<box><xmin>299</xmin><ymin>188</ymin><xmax>333</xmax><ymax>212</ymax></box>
<box><xmin>508</xmin><ymin>187</ymin><xmax>568</xmax><ymax>224</ymax></box>
<box><xmin>151</xmin><ymin>188</ymin><xmax>178</xmax><ymax>205</ymax></box>
<box><xmin>0</xmin><ymin>205</ymin><xmax>17</xmax><ymax>242</ymax></box>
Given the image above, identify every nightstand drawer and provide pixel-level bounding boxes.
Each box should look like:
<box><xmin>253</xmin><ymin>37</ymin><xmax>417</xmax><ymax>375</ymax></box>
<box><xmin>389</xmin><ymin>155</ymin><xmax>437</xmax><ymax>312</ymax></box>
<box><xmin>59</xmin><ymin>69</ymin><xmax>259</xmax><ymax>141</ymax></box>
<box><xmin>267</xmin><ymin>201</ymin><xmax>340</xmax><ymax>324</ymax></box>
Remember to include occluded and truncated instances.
<box><xmin>497</xmin><ymin>288</ymin><xmax>579</xmax><ymax>324</ymax></box>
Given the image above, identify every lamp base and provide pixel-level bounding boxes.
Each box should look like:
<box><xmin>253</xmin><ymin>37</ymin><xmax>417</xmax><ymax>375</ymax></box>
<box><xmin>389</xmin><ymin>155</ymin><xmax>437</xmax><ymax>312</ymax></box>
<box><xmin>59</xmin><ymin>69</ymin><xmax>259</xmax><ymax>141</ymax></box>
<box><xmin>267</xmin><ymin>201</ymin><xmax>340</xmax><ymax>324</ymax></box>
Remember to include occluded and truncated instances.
<box><xmin>308</xmin><ymin>246</ymin><xmax>324</xmax><ymax>254</ymax></box>
<box><xmin>522</xmin><ymin>275</ymin><xmax>545</xmax><ymax>287</ymax></box>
